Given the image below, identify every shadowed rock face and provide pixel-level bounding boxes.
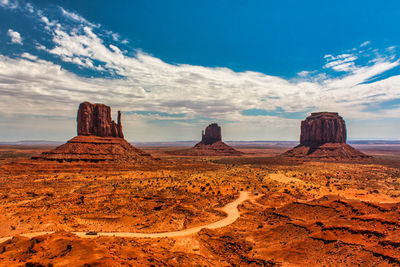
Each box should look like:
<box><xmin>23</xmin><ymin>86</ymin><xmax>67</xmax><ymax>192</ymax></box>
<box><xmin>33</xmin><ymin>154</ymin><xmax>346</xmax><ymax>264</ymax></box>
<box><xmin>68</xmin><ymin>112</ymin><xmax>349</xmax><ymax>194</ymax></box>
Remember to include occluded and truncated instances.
<box><xmin>77</xmin><ymin>102</ymin><xmax>124</xmax><ymax>138</ymax></box>
<box><xmin>300</xmin><ymin>112</ymin><xmax>346</xmax><ymax>147</ymax></box>
<box><xmin>201</xmin><ymin>123</ymin><xmax>222</xmax><ymax>145</ymax></box>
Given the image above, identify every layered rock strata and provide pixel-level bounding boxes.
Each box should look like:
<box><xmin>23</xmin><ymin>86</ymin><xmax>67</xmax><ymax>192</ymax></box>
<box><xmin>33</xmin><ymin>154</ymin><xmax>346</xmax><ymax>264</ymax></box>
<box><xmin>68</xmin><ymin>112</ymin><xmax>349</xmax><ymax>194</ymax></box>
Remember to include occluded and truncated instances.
<box><xmin>283</xmin><ymin>112</ymin><xmax>370</xmax><ymax>159</ymax></box>
<box><xmin>77</xmin><ymin>102</ymin><xmax>123</xmax><ymax>138</ymax></box>
<box><xmin>300</xmin><ymin>112</ymin><xmax>346</xmax><ymax>146</ymax></box>
<box><xmin>36</xmin><ymin>136</ymin><xmax>151</xmax><ymax>163</ymax></box>
<box><xmin>33</xmin><ymin>102</ymin><xmax>153</xmax><ymax>163</ymax></box>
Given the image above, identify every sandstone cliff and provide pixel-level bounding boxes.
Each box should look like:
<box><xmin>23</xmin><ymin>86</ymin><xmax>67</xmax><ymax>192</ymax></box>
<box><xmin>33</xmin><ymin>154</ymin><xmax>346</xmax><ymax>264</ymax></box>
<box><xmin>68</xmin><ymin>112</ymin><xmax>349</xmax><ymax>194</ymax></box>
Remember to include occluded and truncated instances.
<box><xmin>33</xmin><ymin>102</ymin><xmax>153</xmax><ymax>163</ymax></box>
<box><xmin>283</xmin><ymin>112</ymin><xmax>370</xmax><ymax>160</ymax></box>
<box><xmin>300</xmin><ymin>112</ymin><xmax>346</xmax><ymax>146</ymax></box>
<box><xmin>77</xmin><ymin>102</ymin><xmax>123</xmax><ymax>138</ymax></box>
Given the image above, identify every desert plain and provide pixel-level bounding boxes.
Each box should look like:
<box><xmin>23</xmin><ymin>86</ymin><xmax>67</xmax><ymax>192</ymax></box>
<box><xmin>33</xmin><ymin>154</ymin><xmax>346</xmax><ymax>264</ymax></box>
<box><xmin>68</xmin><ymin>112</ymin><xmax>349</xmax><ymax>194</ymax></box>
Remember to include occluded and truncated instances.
<box><xmin>1</xmin><ymin>142</ymin><xmax>400</xmax><ymax>266</ymax></box>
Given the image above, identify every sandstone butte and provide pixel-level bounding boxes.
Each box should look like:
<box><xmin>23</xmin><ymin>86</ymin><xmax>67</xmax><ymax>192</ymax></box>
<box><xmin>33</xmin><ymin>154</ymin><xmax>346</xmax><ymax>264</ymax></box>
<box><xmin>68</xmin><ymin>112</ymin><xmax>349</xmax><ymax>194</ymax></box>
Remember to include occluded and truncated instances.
<box><xmin>32</xmin><ymin>102</ymin><xmax>153</xmax><ymax>163</ymax></box>
<box><xmin>282</xmin><ymin>112</ymin><xmax>370</xmax><ymax>159</ymax></box>
<box><xmin>77</xmin><ymin>101</ymin><xmax>124</xmax><ymax>138</ymax></box>
<box><xmin>169</xmin><ymin>123</ymin><xmax>243</xmax><ymax>156</ymax></box>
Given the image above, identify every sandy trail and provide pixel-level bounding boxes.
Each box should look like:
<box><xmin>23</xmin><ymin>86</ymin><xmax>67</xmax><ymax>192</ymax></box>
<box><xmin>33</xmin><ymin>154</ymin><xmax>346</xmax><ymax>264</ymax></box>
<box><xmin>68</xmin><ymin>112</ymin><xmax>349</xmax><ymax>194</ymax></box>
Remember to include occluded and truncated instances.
<box><xmin>0</xmin><ymin>191</ymin><xmax>257</xmax><ymax>242</ymax></box>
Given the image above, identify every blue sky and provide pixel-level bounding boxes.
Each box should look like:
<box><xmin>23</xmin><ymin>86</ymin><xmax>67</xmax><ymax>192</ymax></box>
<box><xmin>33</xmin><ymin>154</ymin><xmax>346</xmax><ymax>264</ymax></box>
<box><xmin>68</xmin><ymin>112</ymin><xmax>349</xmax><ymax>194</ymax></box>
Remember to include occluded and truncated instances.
<box><xmin>1</xmin><ymin>0</ymin><xmax>400</xmax><ymax>141</ymax></box>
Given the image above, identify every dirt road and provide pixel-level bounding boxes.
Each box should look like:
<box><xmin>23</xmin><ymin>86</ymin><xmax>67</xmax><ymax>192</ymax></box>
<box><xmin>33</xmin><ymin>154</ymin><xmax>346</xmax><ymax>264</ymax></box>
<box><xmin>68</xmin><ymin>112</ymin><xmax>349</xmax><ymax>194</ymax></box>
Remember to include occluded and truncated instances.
<box><xmin>0</xmin><ymin>191</ymin><xmax>257</xmax><ymax>242</ymax></box>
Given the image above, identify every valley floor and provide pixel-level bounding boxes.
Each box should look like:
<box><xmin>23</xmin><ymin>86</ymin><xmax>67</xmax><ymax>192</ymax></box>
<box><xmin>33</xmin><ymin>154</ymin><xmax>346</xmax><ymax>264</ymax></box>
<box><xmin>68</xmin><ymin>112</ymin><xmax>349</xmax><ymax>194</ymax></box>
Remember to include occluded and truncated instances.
<box><xmin>1</xmin><ymin>144</ymin><xmax>400</xmax><ymax>266</ymax></box>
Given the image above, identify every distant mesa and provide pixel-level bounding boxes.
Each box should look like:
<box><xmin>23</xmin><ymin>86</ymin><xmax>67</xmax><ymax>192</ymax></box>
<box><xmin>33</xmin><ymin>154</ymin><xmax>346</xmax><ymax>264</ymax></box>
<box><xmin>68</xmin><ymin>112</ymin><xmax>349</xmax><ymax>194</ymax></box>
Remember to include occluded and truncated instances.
<box><xmin>33</xmin><ymin>102</ymin><xmax>153</xmax><ymax>163</ymax></box>
<box><xmin>282</xmin><ymin>112</ymin><xmax>370</xmax><ymax>159</ymax></box>
<box><xmin>168</xmin><ymin>123</ymin><xmax>243</xmax><ymax>156</ymax></box>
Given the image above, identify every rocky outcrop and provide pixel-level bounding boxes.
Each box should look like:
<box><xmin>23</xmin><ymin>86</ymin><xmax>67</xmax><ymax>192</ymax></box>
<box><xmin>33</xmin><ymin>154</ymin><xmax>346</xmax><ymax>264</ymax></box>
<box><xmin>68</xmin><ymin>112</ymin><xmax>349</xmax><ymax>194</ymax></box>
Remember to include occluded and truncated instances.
<box><xmin>167</xmin><ymin>123</ymin><xmax>243</xmax><ymax>156</ymax></box>
<box><xmin>77</xmin><ymin>102</ymin><xmax>123</xmax><ymax>138</ymax></box>
<box><xmin>35</xmin><ymin>136</ymin><xmax>152</xmax><ymax>163</ymax></box>
<box><xmin>191</xmin><ymin>141</ymin><xmax>243</xmax><ymax>156</ymax></box>
<box><xmin>283</xmin><ymin>112</ymin><xmax>370</xmax><ymax>160</ymax></box>
<box><xmin>33</xmin><ymin>102</ymin><xmax>154</xmax><ymax>163</ymax></box>
<box><xmin>201</xmin><ymin>123</ymin><xmax>222</xmax><ymax>145</ymax></box>
<box><xmin>300</xmin><ymin>112</ymin><xmax>346</xmax><ymax>146</ymax></box>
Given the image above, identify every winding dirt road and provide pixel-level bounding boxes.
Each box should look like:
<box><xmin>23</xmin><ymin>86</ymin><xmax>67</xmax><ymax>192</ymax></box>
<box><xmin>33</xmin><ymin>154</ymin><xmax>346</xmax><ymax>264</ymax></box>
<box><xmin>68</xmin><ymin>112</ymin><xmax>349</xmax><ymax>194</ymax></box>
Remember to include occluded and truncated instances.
<box><xmin>0</xmin><ymin>191</ymin><xmax>258</xmax><ymax>243</ymax></box>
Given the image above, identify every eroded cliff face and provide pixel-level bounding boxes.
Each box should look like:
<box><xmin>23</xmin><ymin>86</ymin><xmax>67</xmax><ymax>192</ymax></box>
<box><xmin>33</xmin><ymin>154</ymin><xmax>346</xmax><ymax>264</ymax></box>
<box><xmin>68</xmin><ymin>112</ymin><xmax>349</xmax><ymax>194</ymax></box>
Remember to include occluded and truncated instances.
<box><xmin>33</xmin><ymin>102</ymin><xmax>156</xmax><ymax>163</ymax></box>
<box><xmin>283</xmin><ymin>112</ymin><xmax>370</xmax><ymax>160</ymax></box>
<box><xmin>300</xmin><ymin>112</ymin><xmax>346</xmax><ymax>147</ymax></box>
<box><xmin>77</xmin><ymin>102</ymin><xmax>123</xmax><ymax>138</ymax></box>
<box><xmin>201</xmin><ymin>123</ymin><xmax>222</xmax><ymax>145</ymax></box>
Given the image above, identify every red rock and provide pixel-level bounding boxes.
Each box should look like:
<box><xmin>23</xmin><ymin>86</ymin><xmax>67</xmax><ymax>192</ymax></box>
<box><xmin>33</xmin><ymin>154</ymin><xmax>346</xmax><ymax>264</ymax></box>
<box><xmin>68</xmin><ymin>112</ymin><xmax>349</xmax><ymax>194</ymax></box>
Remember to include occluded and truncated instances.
<box><xmin>167</xmin><ymin>123</ymin><xmax>242</xmax><ymax>156</ymax></box>
<box><xmin>77</xmin><ymin>102</ymin><xmax>123</xmax><ymax>138</ymax></box>
<box><xmin>283</xmin><ymin>112</ymin><xmax>370</xmax><ymax>160</ymax></box>
<box><xmin>300</xmin><ymin>112</ymin><xmax>346</xmax><ymax>146</ymax></box>
<box><xmin>33</xmin><ymin>102</ymin><xmax>153</xmax><ymax>163</ymax></box>
<box><xmin>201</xmin><ymin>123</ymin><xmax>222</xmax><ymax>145</ymax></box>
<box><xmin>191</xmin><ymin>141</ymin><xmax>243</xmax><ymax>156</ymax></box>
<box><xmin>35</xmin><ymin>136</ymin><xmax>152</xmax><ymax>163</ymax></box>
<box><xmin>283</xmin><ymin>143</ymin><xmax>369</xmax><ymax>159</ymax></box>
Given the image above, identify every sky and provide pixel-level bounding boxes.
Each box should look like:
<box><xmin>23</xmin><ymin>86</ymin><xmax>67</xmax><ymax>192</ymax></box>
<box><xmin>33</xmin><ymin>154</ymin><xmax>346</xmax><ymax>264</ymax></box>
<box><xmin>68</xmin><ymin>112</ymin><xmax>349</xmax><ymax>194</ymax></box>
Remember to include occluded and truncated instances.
<box><xmin>1</xmin><ymin>0</ymin><xmax>400</xmax><ymax>142</ymax></box>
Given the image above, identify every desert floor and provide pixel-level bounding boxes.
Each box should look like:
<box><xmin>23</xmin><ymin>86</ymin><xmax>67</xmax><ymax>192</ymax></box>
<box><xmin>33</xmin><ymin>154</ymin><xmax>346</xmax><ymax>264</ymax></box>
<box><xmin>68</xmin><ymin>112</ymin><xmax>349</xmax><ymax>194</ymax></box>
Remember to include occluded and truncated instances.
<box><xmin>1</xmin><ymin>144</ymin><xmax>400</xmax><ymax>266</ymax></box>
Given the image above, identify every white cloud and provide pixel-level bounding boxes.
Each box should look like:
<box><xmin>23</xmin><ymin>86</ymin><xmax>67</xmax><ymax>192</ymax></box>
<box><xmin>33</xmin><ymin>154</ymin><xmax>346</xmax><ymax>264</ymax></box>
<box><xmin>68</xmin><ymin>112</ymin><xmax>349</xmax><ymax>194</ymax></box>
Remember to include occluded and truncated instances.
<box><xmin>297</xmin><ymin>70</ymin><xmax>311</xmax><ymax>77</ymax></box>
<box><xmin>40</xmin><ymin>16</ymin><xmax>58</xmax><ymax>31</ymax></box>
<box><xmin>0</xmin><ymin>0</ymin><xmax>18</xmax><ymax>9</ymax></box>
<box><xmin>59</xmin><ymin>7</ymin><xmax>97</xmax><ymax>28</ymax></box>
<box><xmin>111</xmin><ymin>32</ymin><xmax>120</xmax><ymax>42</ymax></box>
<box><xmin>7</xmin><ymin>29</ymin><xmax>22</xmax><ymax>44</ymax></box>
<box><xmin>360</xmin><ymin>41</ymin><xmax>371</xmax><ymax>47</ymax></box>
<box><xmin>20</xmin><ymin>52</ymin><xmax>37</xmax><ymax>60</ymax></box>
<box><xmin>25</xmin><ymin>2</ymin><xmax>34</xmax><ymax>13</ymax></box>
<box><xmin>324</xmin><ymin>53</ymin><xmax>358</xmax><ymax>72</ymax></box>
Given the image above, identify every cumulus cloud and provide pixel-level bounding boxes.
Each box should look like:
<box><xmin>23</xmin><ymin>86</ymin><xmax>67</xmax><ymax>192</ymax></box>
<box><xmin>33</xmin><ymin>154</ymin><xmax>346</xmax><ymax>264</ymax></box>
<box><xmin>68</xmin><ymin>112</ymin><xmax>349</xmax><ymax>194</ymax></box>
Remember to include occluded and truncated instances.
<box><xmin>7</xmin><ymin>29</ymin><xmax>22</xmax><ymax>44</ymax></box>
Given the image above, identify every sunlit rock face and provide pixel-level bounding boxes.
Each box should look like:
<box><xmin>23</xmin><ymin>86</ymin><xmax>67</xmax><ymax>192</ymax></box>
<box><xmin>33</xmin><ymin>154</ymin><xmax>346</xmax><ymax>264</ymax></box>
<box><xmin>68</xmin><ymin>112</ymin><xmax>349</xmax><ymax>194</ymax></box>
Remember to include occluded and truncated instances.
<box><xmin>77</xmin><ymin>102</ymin><xmax>123</xmax><ymax>138</ymax></box>
<box><xmin>283</xmin><ymin>112</ymin><xmax>370</xmax><ymax>160</ymax></box>
<box><xmin>32</xmin><ymin>102</ymin><xmax>155</xmax><ymax>163</ymax></box>
<box><xmin>300</xmin><ymin>112</ymin><xmax>346</xmax><ymax>147</ymax></box>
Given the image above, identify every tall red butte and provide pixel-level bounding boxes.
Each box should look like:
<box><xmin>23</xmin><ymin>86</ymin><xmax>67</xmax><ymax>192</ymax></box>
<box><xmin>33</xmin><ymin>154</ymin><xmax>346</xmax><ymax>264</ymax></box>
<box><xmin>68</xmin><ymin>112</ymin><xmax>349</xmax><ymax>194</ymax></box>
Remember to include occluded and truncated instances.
<box><xmin>282</xmin><ymin>112</ymin><xmax>370</xmax><ymax>159</ymax></box>
<box><xmin>33</xmin><ymin>102</ymin><xmax>153</xmax><ymax>163</ymax></box>
<box><xmin>77</xmin><ymin>102</ymin><xmax>124</xmax><ymax>138</ymax></box>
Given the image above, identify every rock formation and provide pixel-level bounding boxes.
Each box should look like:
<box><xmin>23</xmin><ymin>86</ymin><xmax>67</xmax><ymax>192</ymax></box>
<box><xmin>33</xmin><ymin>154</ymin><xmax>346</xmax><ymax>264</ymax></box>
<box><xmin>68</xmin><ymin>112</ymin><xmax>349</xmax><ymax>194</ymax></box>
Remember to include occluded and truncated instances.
<box><xmin>300</xmin><ymin>112</ymin><xmax>346</xmax><ymax>146</ymax></box>
<box><xmin>33</xmin><ymin>102</ymin><xmax>153</xmax><ymax>163</ymax></box>
<box><xmin>201</xmin><ymin>123</ymin><xmax>222</xmax><ymax>145</ymax></box>
<box><xmin>77</xmin><ymin>102</ymin><xmax>123</xmax><ymax>138</ymax></box>
<box><xmin>168</xmin><ymin>123</ymin><xmax>243</xmax><ymax>156</ymax></box>
<box><xmin>283</xmin><ymin>112</ymin><xmax>370</xmax><ymax>159</ymax></box>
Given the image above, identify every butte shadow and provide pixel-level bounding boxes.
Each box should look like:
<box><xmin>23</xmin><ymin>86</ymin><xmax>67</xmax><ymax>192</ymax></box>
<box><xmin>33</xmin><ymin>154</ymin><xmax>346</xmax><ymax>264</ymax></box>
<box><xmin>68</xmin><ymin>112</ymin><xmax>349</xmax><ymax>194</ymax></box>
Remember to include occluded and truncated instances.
<box><xmin>32</xmin><ymin>102</ymin><xmax>154</xmax><ymax>163</ymax></box>
<box><xmin>282</xmin><ymin>112</ymin><xmax>371</xmax><ymax>160</ymax></box>
<box><xmin>167</xmin><ymin>123</ymin><xmax>243</xmax><ymax>156</ymax></box>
